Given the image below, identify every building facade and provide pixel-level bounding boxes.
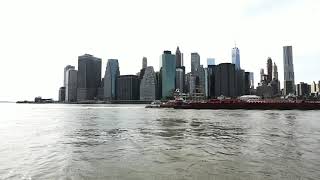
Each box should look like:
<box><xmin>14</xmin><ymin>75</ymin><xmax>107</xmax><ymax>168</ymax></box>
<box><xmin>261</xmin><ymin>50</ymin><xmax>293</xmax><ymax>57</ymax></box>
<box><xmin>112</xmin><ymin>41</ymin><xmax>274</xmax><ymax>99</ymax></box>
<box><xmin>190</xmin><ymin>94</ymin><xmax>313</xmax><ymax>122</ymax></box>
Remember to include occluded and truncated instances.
<box><xmin>116</xmin><ymin>75</ymin><xmax>140</xmax><ymax>100</ymax></box>
<box><xmin>142</xmin><ymin>57</ymin><xmax>147</xmax><ymax>69</ymax></box>
<box><xmin>283</xmin><ymin>46</ymin><xmax>295</xmax><ymax>95</ymax></box>
<box><xmin>58</xmin><ymin>87</ymin><xmax>66</xmax><ymax>102</ymax></box>
<box><xmin>175</xmin><ymin>68</ymin><xmax>184</xmax><ymax>93</ymax></box>
<box><xmin>77</xmin><ymin>54</ymin><xmax>101</xmax><ymax>101</ymax></box>
<box><xmin>161</xmin><ymin>51</ymin><xmax>176</xmax><ymax>98</ymax></box>
<box><xmin>140</xmin><ymin>66</ymin><xmax>156</xmax><ymax>101</ymax></box>
<box><xmin>267</xmin><ymin>57</ymin><xmax>273</xmax><ymax>83</ymax></box>
<box><xmin>232</xmin><ymin>47</ymin><xmax>240</xmax><ymax>70</ymax></box>
<box><xmin>66</xmin><ymin>69</ymin><xmax>78</xmax><ymax>102</ymax></box>
<box><xmin>64</xmin><ymin>65</ymin><xmax>75</xmax><ymax>88</ymax></box>
<box><xmin>191</xmin><ymin>52</ymin><xmax>200</xmax><ymax>74</ymax></box>
<box><xmin>175</xmin><ymin>47</ymin><xmax>183</xmax><ymax>67</ymax></box>
<box><xmin>214</xmin><ymin>63</ymin><xmax>236</xmax><ymax>97</ymax></box>
<box><xmin>104</xmin><ymin>59</ymin><xmax>120</xmax><ymax>100</ymax></box>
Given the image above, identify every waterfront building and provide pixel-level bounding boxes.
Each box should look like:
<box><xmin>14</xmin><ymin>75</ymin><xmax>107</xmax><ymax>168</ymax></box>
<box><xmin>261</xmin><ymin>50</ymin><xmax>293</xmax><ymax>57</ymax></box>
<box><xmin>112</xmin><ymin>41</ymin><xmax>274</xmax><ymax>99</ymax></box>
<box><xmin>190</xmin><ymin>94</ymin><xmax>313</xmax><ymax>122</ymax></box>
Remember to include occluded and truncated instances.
<box><xmin>207</xmin><ymin>58</ymin><xmax>215</xmax><ymax>66</ymax></box>
<box><xmin>283</xmin><ymin>46</ymin><xmax>295</xmax><ymax>95</ymax></box>
<box><xmin>214</xmin><ymin>63</ymin><xmax>236</xmax><ymax>97</ymax></box>
<box><xmin>191</xmin><ymin>52</ymin><xmax>200</xmax><ymax>74</ymax></box>
<box><xmin>140</xmin><ymin>66</ymin><xmax>156</xmax><ymax>101</ymax></box>
<box><xmin>267</xmin><ymin>57</ymin><xmax>273</xmax><ymax>83</ymax></box>
<box><xmin>66</xmin><ymin>69</ymin><xmax>78</xmax><ymax>102</ymax></box>
<box><xmin>273</xmin><ymin>62</ymin><xmax>278</xmax><ymax>80</ymax></box>
<box><xmin>311</xmin><ymin>81</ymin><xmax>319</xmax><ymax>94</ymax></box>
<box><xmin>204</xmin><ymin>68</ymin><xmax>208</xmax><ymax>97</ymax></box>
<box><xmin>232</xmin><ymin>46</ymin><xmax>240</xmax><ymax>70</ymax></box>
<box><xmin>245</xmin><ymin>72</ymin><xmax>250</xmax><ymax>95</ymax></box>
<box><xmin>185</xmin><ymin>72</ymin><xmax>191</xmax><ymax>94</ymax></box>
<box><xmin>198</xmin><ymin>65</ymin><xmax>206</xmax><ymax>94</ymax></box>
<box><xmin>235</xmin><ymin>69</ymin><xmax>245</xmax><ymax>96</ymax></box>
<box><xmin>116</xmin><ymin>75</ymin><xmax>140</xmax><ymax>100</ymax></box>
<box><xmin>256</xmin><ymin>84</ymin><xmax>273</xmax><ymax>98</ymax></box>
<box><xmin>249</xmin><ymin>72</ymin><xmax>254</xmax><ymax>89</ymax></box>
<box><xmin>58</xmin><ymin>87</ymin><xmax>65</xmax><ymax>102</ymax></box>
<box><xmin>175</xmin><ymin>47</ymin><xmax>183</xmax><ymax>67</ymax></box>
<box><xmin>161</xmin><ymin>51</ymin><xmax>176</xmax><ymax>99</ymax></box>
<box><xmin>104</xmin><ymin>59</ymin><xmax>120</xmax><ymax>100</ymax></box>
<box><xmin>142</xmin><ymin>57</ymin><xmax>147</xmax><ymax>69</ymax></box>
<box><xmin>155</xmin><ymin>71</ymin><xmax>162</xmax><ymax>100</ymax></box>
<box><xmin>77</xmin><ymin>54</ymin><xmax>101</xmax><ymax>101</ymax></box>
<box><xmin>296</xmin><ymin>82</ymin><xmax>310</xmax><ymax>97</ymax></box>
<box><xmin>189</xmin><ymin>74</ymin><xmax>197</xmax><ymax>94</ymax></box>
<box><xmin>64</xmin><ymin>65</ymin><xmax>75</xmax><ymax>88</ymax></box>
<box><xmin>175</xmin><ymin>68</ymin><xmax>184</xmax><ymax>93</ymax></box>
<box><xmin>207</xmin><ymin>65</ymin><xmax>216</xmax><ymax>98</ymax></box>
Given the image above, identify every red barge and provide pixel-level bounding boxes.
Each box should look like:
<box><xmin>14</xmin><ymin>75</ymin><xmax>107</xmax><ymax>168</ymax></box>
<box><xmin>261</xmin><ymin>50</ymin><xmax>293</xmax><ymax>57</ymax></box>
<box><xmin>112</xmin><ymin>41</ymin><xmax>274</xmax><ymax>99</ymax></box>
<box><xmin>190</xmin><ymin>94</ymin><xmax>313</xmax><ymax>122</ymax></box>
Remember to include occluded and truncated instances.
<box><xmin>173</xmin><ymin>99</ymin><xmax>320</xmax><ymax>110</ymax></box>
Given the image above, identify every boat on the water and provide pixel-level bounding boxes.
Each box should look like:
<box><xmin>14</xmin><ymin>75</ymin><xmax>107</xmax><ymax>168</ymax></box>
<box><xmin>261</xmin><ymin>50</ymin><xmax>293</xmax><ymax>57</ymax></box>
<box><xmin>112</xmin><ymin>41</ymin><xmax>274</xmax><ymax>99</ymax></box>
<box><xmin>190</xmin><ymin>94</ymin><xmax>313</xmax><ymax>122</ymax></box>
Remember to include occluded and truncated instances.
<box><xmin>174</xmin><ymin>99</ymin><xmax>320</xmax><ymax>110</ymax></box>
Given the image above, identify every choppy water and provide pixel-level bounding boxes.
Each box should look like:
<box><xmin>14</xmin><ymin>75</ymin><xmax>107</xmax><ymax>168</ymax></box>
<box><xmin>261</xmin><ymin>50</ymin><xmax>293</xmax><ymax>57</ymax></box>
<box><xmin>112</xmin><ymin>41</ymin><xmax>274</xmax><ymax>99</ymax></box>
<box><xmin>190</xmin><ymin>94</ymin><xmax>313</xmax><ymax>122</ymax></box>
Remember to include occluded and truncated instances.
<box><xmin>0</xmin><ymin>103</ymin><xmax>320</xmax><ymax>180</ymax></box>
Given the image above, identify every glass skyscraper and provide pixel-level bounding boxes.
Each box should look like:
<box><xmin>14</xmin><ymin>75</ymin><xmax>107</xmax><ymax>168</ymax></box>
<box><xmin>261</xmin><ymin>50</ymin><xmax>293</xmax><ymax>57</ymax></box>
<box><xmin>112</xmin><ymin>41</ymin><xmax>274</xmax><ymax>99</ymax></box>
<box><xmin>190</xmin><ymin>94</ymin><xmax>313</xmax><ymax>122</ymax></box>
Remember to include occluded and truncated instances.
<box><xmin>104</xmin><ymin>59</ymin><xmax>120</xmax><ymax>100</ymax></box>
<box><xmin>283</xmin><ymin>46</ymin><xmax>295</xmax><ymax>95</ymax></box>
<box><xmin>232</xmin><ymin>47</ymin><xmax>240</xmax><ymax>70</ymax></box>
<box><xmin>161</xmin><ymin>51</ymin><xmax>176</xmax><ymax>98</ymax></box>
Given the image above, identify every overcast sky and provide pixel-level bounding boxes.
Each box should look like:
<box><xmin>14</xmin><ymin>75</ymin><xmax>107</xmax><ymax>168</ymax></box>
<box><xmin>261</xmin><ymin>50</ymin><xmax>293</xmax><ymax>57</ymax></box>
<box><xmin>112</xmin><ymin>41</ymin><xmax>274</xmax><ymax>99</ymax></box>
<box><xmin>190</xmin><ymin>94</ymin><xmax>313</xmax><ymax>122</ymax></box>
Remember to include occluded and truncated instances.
<box><xmin>1</xmin><ymin>0</ymin><xmax>319</xmax><ymax>101</ymax></box>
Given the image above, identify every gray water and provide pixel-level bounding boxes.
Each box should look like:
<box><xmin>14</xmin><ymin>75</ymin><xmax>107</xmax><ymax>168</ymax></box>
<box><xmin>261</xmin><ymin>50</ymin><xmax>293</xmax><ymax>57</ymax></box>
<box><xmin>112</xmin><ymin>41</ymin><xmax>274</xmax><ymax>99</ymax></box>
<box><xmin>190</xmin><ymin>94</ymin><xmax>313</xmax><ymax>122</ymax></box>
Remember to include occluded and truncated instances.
<box><xmin>0</xmin><ymin>103</ymin><xmax>320</xmax><ymax>180</ymax></box>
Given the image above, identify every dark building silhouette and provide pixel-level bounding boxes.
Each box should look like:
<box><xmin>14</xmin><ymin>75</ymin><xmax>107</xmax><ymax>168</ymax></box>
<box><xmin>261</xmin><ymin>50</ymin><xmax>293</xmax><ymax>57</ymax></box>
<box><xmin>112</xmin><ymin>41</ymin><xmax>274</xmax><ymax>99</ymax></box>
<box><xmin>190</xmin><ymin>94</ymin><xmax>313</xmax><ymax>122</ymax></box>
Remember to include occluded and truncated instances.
<box><xmin>207</xmin><ymin>65</ymin><xmax>216</xmax><ymax>98</ymax></box>
<box><xmin>214</xmin><ymin>63</ymin><xmax>236</xmax><ymax>97</ymax></box>
<box><xmin>58</xmin><ymin>87</ymin><xmax>65</xmax><ymax>102</ymax></box>
<box><xmin>245</xmin><ymin>72</ymin><xmax>251</xmax><ymax>95</ymax></box>
<box><xmin>175</xmin><ymin>46</ymin><xmax>183</xmax><ymax>68</ymax></box>
<box><xmin>155</xmin><ymin>71</ymin><xmax>162</xmax><ymax>100</ymax></box>
<box><xmin>235</xmin><ymin>69</ymin><xmax>245</xmax><ymax>96</ymax></box>
<box><xmin>267</xmin><ymin>57</ymin><xmax>273</xmax><ymax>83</ymax></box>
<box><xmin>116</xmin><ymin>75</ymin><xmax>140</xmax><ymax>100</ymax></box>
<box><xmin>77</xmin><ymin>54</ymin><xmax>101</xmax><ymax>101</ymax></box>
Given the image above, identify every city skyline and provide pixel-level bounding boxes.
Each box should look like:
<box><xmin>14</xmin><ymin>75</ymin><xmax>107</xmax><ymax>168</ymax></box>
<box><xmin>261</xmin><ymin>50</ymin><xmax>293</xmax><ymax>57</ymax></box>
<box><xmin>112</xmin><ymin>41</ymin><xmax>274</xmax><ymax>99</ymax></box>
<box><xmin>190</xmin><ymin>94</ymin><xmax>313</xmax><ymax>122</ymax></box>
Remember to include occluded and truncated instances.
<box><xmin>1</xmin><ymin>0</ymin><xmax>320</xmax><ymax>101</ymax></box>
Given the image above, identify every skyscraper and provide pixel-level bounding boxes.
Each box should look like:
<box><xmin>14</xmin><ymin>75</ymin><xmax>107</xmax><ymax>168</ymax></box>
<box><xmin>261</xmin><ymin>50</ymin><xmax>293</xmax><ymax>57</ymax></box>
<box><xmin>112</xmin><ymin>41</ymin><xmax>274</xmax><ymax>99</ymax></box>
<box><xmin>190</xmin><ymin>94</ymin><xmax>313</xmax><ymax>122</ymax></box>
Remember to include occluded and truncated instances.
<box><xmin>207</xmin><ymin>58</ymin><xmax>215</xmax><ymax>66</ymax></box>
<box><xmin>267</xmin><ymin>57</ymin><xmax>273</xmax><ymax>83</ymax></box>
<box><xmin>66</xmin><ymin>69</ymin><xmax>78</xmax><ymax>102</ymax></box>
<box><xmin>273</xmin><ymin>62</ymin><xmax>278</xmax><ymax>80</ymax></box>
<box><xmin>175</xmin><ymin>47</ymin><xmax>183</xmax><ymax>67</ymax></box>
<box><xmin>77</xmin><ymin>54</ymin><xmax>101</xmax><ymax>101</ymax></box>
<box><xmin>116</xmin><ymin>75</ymin><xmax>139</xmax><ymax>100</ymax></box>
<box><xmin>214</xmin><ymin>63</ymin><xmax>236</xmax><ymax>97</ymax></box>
<box><xmin>104</xmin><ymin>59</ymin><xmax>120</xmax><ymax>100</ymax></box>
<box><xmin>232</xmin><ymin>47</ymin><xmax>240</xmax><ymax>70</ymax></box>
<box><xmin>142</xmin><ymin>57</ymin><xmax>147</xmax><ymax>69</ymax></box>
<box><xmin>175</xmin><ymin>68</ymin><xmax>184</xmax><ymax>92</ymax></box>
<box><xmin>283</xmin><ymin>46</ymin><xmax>295</xmax><ymax>95</ymax></box>
<box><xmin>140</xmin><ymin>66</ymin><xmax>156</xmax><ymax>101</ymax></box>
<box><xmin>64</xmin><ymin>65</ymin><xmax>75</xmax><ymax>88</ymax></box>
<box><xmin>191</xmin><ymin>52</ymin><xmax>200</xmax><ymax>74</ymax></box>
<box><xmin>58</xmin><ymin>87</ymin><xmax>66</xmax><ymax>102</ymax></box>
<box><xmin>161</xmin><ymin>51</ymin><xmax>176</xmax><ymax>98</ymax></box>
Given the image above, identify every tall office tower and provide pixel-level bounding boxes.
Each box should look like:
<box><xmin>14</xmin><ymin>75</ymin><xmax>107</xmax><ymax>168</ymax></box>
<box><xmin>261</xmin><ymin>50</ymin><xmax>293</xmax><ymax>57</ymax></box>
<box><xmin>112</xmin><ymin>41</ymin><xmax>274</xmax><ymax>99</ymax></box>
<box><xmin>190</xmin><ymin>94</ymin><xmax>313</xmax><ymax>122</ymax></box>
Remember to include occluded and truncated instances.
<box><xmin>58</xmin><ymin>87</ymin><xmax>66</xmax><ymax>102</ymax></box>
<box><xmin>232</xmin><ymin>46</ymin><xmax>240</xmax><ymax>70</ymax></box>
<box><xmin>311</xmin><ymin>81</ymin><xmax>317</xmax><ymax>93</ymax></box>
<box><xmin>175</xmin><ymin>47</ymin><xmax>183</xmax><ymax>67</ymax></box>
<box><xmin>273</xmin><ymin>62</ymin><xmax>278</xmax><ymax>80</ymax></box>
<box><xmin>66</xmin><ymin>69</ymin><xmax>78</xmax><ymax>102</ymax></box>
<box><xmin>204</xmin><ymin>68</ymin><xmax>208</xmax><ymax>97</ymax></box>
<box><xmin>142</xmin><ymin>57</ymin><xmax>147</xmax><ymax>69</ymax></box>
<box><xmin>207</xmin><ymin>65</ymin><xmax>216</xmax><ymax>98</ymax></box>
<box><xmin>235</xmin><ymin>69</ymin><xmax>245</xmax><ymax>96</ymax></box>
<box><xmin>189</xmin><ymin>75</ymin><xmax>197</xmax><ymax>94</ymax></box>
<box><xmin>140</xmin><ymin>66</ymin><xmax>156</xmax><ymax>101</ymax></box>
<box><xmin>104</xmin><ymin>59</ymin><xmax>120</xmax><ymax>100</ymax></box>
<box><xmin>249</xmin><ymin>72</ymin><xmax>254</xmax><ymax>89</ymax></box>
<box><xmin>77</xmin><ymin>54</ymin><xmax>101</xmax><ymax>101</ymax></box>
<box><xmin>267</xmin><ymin>57</ymin><xmax>273</xmax><ymax>83</ymax></box>
<box><xmin>283</xmin><ymin>46</ymin><xmax>295</xmax><ymax>95</ymax></box>
<box><xmin>161</xmin><ymin>51</ymin><xmax>176</xmax><ymax>98</ymax></box>
<box><xmin>116</xmin><ymin>75</ymin><xmax>139</xmax><ymax>100</ymax></box>
<box><xmin>260</xmin><ymin>68</ymin><xmax>265</xmax><ymax>82</ymax></box>
<box><xmin>191</xmin><ymin>52</ymin><xmax>200</xmax><ymax>74</ymax></box>
<box><xmin>185</xmin><ymin>72</ymin><xmax>191</xmax><ymax>93</ymax></box>
<box><xmin>207</xmin><ymin>58</ymin><xmax>215</xmax><ymax>66</ymax></box>
<box><xmin>214</xmin><ymin>63</ymin><xmax>236</xmax><ymax>97</ymax></box>
<box><xmin>198</xmin><ymin>65</ymin><xmax>206</xmax><ymax>94</ymax></box>
<box><xmin>64</xmin><ymin>65</ymin><xmax>75</xmax><ymax>87</ymax></box>
<box><xmin>296</xmin><ymin>82</ymin><xmax>310</xmax><ymax>97</ymax></box>
<box><xmin>175</xmin><ymin>68</ymin><xmax>184</xmax><ymax>92</ymax></box>
<box><xmin>155</xmin><ymin>71</ymin><xmax>162</xmax><ymax>100</ymax></box>
<box><xmin>244</xmin><ymin>72</ymin><xmax>251</xmax><ymax>95</ymax></box>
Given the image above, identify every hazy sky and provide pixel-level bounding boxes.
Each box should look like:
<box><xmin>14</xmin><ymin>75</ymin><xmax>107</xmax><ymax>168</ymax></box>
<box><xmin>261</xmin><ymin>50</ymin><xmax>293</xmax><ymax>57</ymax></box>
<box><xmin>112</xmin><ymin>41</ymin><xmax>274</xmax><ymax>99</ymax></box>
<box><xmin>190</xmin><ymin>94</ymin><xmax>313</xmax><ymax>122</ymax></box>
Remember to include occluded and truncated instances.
<box><xmin>1</xmin><ymin>0</ymin><xmax>320</xmax><ymax>101</ymax></box>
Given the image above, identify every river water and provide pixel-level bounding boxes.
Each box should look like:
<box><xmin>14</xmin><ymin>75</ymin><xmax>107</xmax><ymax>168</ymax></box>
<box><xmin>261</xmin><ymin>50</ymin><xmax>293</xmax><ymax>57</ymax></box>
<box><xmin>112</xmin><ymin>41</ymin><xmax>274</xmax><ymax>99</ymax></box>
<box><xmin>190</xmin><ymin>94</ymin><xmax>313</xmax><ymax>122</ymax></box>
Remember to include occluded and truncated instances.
<box><xmin>0</xmin><ymin>103</ymin><xmax>319</xmax><ymax>180</ymax></box>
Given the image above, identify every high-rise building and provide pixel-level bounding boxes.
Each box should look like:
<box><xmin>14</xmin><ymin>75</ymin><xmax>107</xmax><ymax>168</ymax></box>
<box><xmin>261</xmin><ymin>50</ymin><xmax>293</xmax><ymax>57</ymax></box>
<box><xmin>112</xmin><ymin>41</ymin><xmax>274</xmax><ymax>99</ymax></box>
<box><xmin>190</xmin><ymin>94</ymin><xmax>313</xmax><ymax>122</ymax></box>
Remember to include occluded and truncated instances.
<box><xmin>155</xmin><ymin>71</ymin><xmax>162</xmax><ymax>100</ymax></box>
<box><xmin>207</xmin><ymin>58</ymin><xmax>215</xmax><ymax>66</ymax></box>
<box><xmin>232</xmin><ymin>47</ymin><xmax>240</xmax><ymax>70</ymax></box>
<box><xmin>161</xmin><ymin>51</ymin><xmax>176</xmax><ymax>98</ymax></box>
<box><xmin>64</xmin><ymin>65</ymin><xmax>75</xmax><ymax>88</ymax></box>
<box><xmin>204</xmin><ymin>68</ymin><xmax>209</xmax><ymax>97</ymax></box>
<box><xmin>175</xmin><ymin>47</ymin><xmax>183</xmax><ymax>67</ymax></box>
<box><xmin>58</xmin><ymin>87</ymin><xmax>66</xmax><ymax>102</ymax></box>
<box><xmin>296</xmin><ymin>82</ymin><xmax>310</xmax><ymax>97</ymax></box>
<box><xmin>311</xmin><ymin>81</ymin><xmax>319</xmax><ymax>94</ymax></box>
<box><xmin>142</xmin><ymin>57</ymin><xmax>147</xmax><ymax>69</ymax></box>
<box><xmin>249</xmin><ymin>72</ymin><xmax>254</xmax><ymax>89</ymax></box>
<box><xmin>140</xmin><ymin>66</ymin><xmax>156</xmax><ymax>101</ymax></box>
<box><xmin>198</xmin><ymin>65</ymin><xmax>206</xmax><ymax>94</ymax></box>
<box><xmin>66</xmin><ymin>69</ymin><xmax>78</xmax><ymax>102</ymax></box>
<box><xmin>191</xmin><ymin>52</ymin><xmax>200</xmax><ymax>74</ymax></box>
<box><xmin>214</xmin><ymin>63</ymin><xmax>236</xmax><ymax>97</ymax></box>
<box><xmin>116</xmin><ymin>75</ymin><xmax>140</xmax><ymax>100</ymax></box>
<box><xmin>283</xmin><ymin>46</ymin><xmax>295</xmax><ymax>95</ymax></box>
<box><xmin>267</xmin><ymin>57</ymin><xmax>273</xmax><ymax>83</ymax></box>
<box><xmin>189</xmin><ymin>75</ymin><xmax>197</xmax><ymax>94</ymax></box>
<box><xmin>207</xmin><ymin>65</ymin><xmax>216</xmax><ymax>98</ymax></box>
<box><xmin>175</xmin><ymin>68</ymin><xmax>184</xmax><ymax>92</ymax></box>
<box><xmin>245</xmin><ymin>72</ymin><xmax>251</xmax><ymax>95</ymax></box>
<box><xmin>273</xmin><ymin>62</ymin><xmax>278</xmax><ymax>80</ymax></box>
<box><xmin>235</xmin><ymin>69</ymin><xmax>245</xmax><ymax>96</ymax></box>
<box><xmin>260</xmin><ymin>68</ymin><xmax>265</xmax><ymax>83</ymax></box>
<box><xmin>77</xmin><ymin>54</ymin><xmax>101</xmax><ymax>101</ymax></box>
<box><xmin>104</xmin><ymin>59</ymin><xmax>120</xmax><ymax>100</ymax></box>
